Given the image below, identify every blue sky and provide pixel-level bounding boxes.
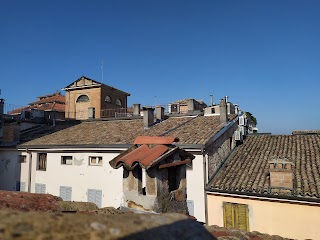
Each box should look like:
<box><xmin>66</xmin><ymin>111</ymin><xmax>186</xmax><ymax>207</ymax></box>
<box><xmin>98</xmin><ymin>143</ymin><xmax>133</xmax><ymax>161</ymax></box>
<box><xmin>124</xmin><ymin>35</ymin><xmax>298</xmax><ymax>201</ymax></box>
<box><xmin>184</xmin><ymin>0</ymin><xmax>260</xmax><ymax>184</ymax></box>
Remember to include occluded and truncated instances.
<box><xmin>1</xmin><ymin>0</ymin><xmax>319</xmax><ymax>134</ymax></box>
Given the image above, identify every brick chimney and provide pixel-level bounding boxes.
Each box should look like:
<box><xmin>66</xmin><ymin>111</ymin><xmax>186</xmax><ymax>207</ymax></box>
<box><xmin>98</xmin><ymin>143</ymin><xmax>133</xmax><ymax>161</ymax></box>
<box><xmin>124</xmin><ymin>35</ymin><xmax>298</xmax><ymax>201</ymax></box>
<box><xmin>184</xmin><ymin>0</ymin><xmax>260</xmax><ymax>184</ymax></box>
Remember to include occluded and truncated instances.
<box><xmin>2</xmin><ymin>124</ymin><xmax>20</xmax><ymax>144</ymax></box>
<box><xmin>219</xmin><ymin>98</ymin><xmax>228</xmax><ymax>124</ymax></box>
<box><xmin>188</xmin><ymin>99</ymin><xmax>194</xmax><ymax>113</ymax></box>
<box><xmin>269</xmin><ymin>159</ymin><xmax>293</xmax><ymax>189</ymax></box>
<box><xmin>156</xmin><ymin>106</ymin><xmax>164</xmax><ymax>121</ymax></box>
<box><xmin>133</xmin><ymin>104</ymin><xmax>141</xmax><ymax>116</ymax></box>
<box><xmin>143</xmin><ymin>107</ymin><xmax>154</xmax><ymax>128</ymax></box>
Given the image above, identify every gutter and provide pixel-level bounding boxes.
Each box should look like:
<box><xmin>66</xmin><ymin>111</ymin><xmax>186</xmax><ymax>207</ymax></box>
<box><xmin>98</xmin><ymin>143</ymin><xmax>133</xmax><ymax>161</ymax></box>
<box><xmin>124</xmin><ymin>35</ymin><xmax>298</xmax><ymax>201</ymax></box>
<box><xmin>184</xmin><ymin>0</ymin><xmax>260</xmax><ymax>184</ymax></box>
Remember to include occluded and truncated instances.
<box><xmin>206</xmin><ymin>188</ymin><xmax>320</xmax><ymax>205</ymax></box>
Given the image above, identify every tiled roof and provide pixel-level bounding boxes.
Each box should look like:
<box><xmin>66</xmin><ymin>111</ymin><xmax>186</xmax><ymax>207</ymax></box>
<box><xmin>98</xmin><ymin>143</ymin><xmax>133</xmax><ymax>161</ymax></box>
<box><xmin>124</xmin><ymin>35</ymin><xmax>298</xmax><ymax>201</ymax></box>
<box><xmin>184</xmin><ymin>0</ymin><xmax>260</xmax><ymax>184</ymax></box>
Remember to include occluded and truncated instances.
<box><xmin>208</xmin><ymin>135</ymin><xmax>320</xmax><ymax>199</ymax></box>
<box><xmin>110</xmin><ymin>136</ymin><xmax>193</xmax><ymax>170</ymax></box>
<box><xmin>292</xmin><ymin>130</ymin><xmax>320</xmax><ymax>135</ymax></box>
<box><xmin>37</xmin><ymin>103</ymin><xmax>65</xmax><ymax>112</ymax></box>
<box><xmin>21</xmin><ymin>115</ymin><xmax>237</xmax><ymax>146</ymax></box>
<box><xmin>29</xmin><ymin>94</ymin><xmax>65</xmax><ymax>105</ymax></box>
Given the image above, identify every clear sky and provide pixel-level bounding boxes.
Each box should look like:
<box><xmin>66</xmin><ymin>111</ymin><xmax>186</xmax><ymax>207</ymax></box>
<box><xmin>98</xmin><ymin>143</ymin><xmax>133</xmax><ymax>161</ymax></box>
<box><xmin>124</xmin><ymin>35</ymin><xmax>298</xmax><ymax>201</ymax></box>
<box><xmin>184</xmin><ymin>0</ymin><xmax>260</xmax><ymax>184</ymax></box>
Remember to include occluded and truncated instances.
<box><xmin>1</xmin><ymin>0</ymin><xmax>319</xmax><ymax>134</ymax></box>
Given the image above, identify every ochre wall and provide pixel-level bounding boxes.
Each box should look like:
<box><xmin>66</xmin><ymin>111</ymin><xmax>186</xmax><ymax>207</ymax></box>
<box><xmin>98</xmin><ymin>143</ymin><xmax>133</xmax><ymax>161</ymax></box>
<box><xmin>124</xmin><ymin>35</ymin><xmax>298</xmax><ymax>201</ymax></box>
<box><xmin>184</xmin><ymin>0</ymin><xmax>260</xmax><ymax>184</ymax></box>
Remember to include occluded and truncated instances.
<box><xmin>207</xmin><ymin>193</ymin><xmax>320</xmax><ymax>240</ymax></box>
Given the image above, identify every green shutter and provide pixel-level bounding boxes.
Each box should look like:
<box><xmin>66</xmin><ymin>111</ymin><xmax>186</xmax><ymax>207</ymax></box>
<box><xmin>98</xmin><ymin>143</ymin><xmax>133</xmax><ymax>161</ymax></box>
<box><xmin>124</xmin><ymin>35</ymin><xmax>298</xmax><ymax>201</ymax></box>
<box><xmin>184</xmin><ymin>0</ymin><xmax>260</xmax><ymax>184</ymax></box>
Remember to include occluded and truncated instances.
<box><xmin>235</xmin><ymin>204</ymin><xmax>249</xmax><ymax>231</ymax></box>
<box><xmin>223</xmin><ymin>202</ymin><xmax>235</xmax><ymax>228</ymax></box>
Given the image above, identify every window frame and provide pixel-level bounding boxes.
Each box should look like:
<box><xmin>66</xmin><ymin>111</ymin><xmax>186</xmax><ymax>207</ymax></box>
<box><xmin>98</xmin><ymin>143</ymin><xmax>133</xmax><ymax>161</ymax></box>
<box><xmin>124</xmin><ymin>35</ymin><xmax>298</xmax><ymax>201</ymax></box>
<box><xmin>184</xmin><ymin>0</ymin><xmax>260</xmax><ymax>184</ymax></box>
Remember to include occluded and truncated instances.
<box><xmin>76</xmin><ymin>94</ymin><xmax>90</xmax><ymax>103</ymax></box>
<box><xmin>89</xmin><ymin>156</ymin><xmax>103</xmax><ymax>166</ymax></box>
<box><xmin>61</xmin><ymin>156</ymin><xmax>73</xmax><ymax>165</ymax></box>
<box><xmin>37</xmin><ymin>153</ymin><xmax>47</xmax><ymax>171</ymax></box>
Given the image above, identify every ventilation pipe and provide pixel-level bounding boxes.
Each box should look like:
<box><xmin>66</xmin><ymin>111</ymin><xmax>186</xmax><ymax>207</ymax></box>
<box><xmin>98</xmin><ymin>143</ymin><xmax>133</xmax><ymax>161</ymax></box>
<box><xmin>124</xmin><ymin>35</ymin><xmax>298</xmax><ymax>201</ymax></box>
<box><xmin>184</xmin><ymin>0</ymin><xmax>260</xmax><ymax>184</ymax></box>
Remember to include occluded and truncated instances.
<box><xmin>210</xmin><ymin>95</ymin><xmax>213</xmax><ymax>106</ymax></box>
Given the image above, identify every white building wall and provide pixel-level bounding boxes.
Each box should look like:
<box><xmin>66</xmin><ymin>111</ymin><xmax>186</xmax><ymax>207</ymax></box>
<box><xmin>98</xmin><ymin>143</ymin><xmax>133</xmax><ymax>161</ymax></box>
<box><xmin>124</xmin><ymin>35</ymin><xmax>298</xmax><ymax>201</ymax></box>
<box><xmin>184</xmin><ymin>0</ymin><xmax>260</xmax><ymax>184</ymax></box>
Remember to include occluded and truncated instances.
<box><xmin>186</xmin><ymin>154</ymin><xmax>205</xmax><ymax>222</ymax></box>
<box><xmin>24</xmin><ymin>150</ymin><xmax>124</xmax><ymax>208</ymax></box>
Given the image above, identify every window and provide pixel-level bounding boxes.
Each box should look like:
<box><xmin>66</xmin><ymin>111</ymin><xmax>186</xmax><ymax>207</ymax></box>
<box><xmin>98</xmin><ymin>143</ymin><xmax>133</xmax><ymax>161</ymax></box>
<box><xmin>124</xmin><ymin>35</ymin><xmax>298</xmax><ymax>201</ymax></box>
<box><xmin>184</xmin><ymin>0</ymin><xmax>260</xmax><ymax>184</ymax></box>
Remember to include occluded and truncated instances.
<box><xmin>19</xmin><ymin>155</ymin><xmax>26</xmax><ymax>163</ymax></box>
<box><xmin>76</xmin><ymin>95</ymin><xmax>89</xmax><ymax>102</ymax></box>
<box><xmin>35</xmin><ymin>183</ymin><xmax>46</xmax><ymax>194</ymax></box>
<box><xmin>87</xmin><ymin>189</ymin><xmax>102</xmax><ymax>208</ymax></box>
<box><xmin>168</xmin><ymin>166</ymin><xmax>179</xmax><ymax>192</ymax></box>
<box><xmin>223</xmin><ymin>202</ymin><xmax>249</xmax><ymax>231</ymax></box>
<box><xmin>89</xmin><ymin>156</ymin><xmax>103</xmax><ymax>166</ymax></box>
<box><xmin>37</xmin><ymin>153</ymin><xmax>47</xmax><ymax>171</ymax></box>
<box><xmin>115</xmin><ymin>99</ymin><xmax>122</xmax><ymax>106</ymax></box>
<box><xmin>61</xmin><ymin>156</ymin><xmax>73</xmax><ymax>165</ymax></box>
<box><xmin>105</xmin><ymin>95</ymin><xmax>112</xmax><ymax>103</ymax></box>
<box><xmin>60</xmin><ymin>186</ymin><xmax>72</xmax><ymax>201</ymax></box>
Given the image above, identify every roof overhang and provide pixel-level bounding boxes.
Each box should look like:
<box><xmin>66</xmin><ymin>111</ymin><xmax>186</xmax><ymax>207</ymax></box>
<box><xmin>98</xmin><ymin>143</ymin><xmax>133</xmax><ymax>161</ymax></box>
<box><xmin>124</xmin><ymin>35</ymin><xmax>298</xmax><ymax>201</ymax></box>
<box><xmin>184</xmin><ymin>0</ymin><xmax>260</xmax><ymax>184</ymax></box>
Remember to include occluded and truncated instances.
<box><xmin>206</xmin><ymin>188</ymin><xmax>320</xmax><ymax>205</ymax></box>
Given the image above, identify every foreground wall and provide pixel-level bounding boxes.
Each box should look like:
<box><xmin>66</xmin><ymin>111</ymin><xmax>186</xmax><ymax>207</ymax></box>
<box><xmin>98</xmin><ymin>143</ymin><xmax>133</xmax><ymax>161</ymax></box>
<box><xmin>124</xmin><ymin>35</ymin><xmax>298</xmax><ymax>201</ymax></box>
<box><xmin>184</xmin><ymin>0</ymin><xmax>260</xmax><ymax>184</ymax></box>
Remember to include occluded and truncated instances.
<box><xmin>207</xmin><ymin>193</ymin><xmax>320</xmax><ymax>240</ymax></box>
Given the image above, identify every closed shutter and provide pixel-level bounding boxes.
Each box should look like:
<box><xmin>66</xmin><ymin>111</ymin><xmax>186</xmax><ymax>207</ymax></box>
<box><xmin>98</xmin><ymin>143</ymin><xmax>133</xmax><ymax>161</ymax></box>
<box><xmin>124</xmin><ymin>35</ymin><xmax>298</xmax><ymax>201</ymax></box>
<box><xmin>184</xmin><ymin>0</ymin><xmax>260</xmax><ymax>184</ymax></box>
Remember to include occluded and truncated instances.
<box><xmin>95</xmin><ymin>190</ymin><xmax>102</xmax><ymax>208</ymax></box>
<box><xmin>66</xmin><ymin>187</ymin><xmax>72</xmax><ymax>201</ymax></box>
<box><xmin>88</xmin><ymin>189</ymin><xmax>102</xmax><ymax>208</ymax></box>
<box><xmin>223</xmin><ymin>202</ymin><xmax>235</xmax><ymax>228</ymax></box>
<box><xmin>60</xmin><ymin>186</ymin><xmax>72</xmax><ymax>201</ymax></box>
<box><xmin>235</xmin><ymin>204</ymin><xmax>249</xmax><ymax>231</ymax></box>
<box><xmin>223</xmin><ymin>202</ymin><xmax>249</xmax><ymax>231</ymax></box>
<box><xmin>20</xmin><ymin>182</ymin><xmax>26</xmax><ymax>192</ymax></box>
<box><xmin>35</xmin><ymin>183</ymin><xmax>46</xmax><ymax>194</ymax></box>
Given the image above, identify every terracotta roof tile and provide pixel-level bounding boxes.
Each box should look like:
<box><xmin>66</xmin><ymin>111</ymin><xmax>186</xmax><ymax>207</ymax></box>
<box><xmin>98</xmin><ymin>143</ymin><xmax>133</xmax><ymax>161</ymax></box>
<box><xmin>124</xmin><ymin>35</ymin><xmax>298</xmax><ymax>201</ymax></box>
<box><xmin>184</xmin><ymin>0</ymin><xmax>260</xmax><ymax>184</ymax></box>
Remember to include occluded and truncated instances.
<box><xmin>110</xmin><ymin>136</ymin><xmax>195</xmax><ymax>170</ymax></box>
<box><xmin>21</xmin><ymin>115</ymin><xmax>237</xmax><ymax>146</ymax></box>
<box><xmin>209</xmin><ymin>135</ymin><xmax>320</xmax><ymax>199</ymax></box>
<box><xmin>134</xmin><ymin>136</ymin><xmax>179</xmax><ymax>145</ymax></box>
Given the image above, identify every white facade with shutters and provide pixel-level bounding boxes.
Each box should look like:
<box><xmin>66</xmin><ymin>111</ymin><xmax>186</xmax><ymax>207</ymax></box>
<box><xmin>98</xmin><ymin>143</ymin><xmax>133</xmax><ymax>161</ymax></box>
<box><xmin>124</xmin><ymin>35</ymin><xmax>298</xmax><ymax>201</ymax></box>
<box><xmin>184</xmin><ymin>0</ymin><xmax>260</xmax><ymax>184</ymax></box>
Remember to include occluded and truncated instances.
<box><xmin>18</xmin><ymin>148</ymin><xmax>124</xmax><ymax>208</ymax></box>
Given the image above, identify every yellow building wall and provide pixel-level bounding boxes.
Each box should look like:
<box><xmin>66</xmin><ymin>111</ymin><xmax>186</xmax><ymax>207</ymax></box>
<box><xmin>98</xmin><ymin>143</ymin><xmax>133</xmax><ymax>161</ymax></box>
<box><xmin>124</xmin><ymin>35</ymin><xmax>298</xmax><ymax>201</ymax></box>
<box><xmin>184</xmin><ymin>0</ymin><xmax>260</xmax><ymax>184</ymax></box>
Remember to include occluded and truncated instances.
<box><xmin>207</xmin><ymin>193</ymin><xmax>320</xmax><ymax>240</ymax></box>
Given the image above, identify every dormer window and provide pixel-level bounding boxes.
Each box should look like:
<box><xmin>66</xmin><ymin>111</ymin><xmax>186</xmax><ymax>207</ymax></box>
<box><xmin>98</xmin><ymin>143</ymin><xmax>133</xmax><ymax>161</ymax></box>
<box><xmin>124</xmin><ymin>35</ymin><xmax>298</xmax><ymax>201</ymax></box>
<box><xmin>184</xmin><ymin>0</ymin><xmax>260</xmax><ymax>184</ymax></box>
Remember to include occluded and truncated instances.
<box><xmin>76</xmin><ymin>95</ymin><xmax>89</xmax><ymax>102</ymax></box>
<box><xmin>105</xmin><ymin>95</ymin><xmax>112</xmax><ymax>103</ymax></box>
<box><xmin>116</xmin><ymin>99</ymin><xmax>122</xmax><ymax>106</ymax></box>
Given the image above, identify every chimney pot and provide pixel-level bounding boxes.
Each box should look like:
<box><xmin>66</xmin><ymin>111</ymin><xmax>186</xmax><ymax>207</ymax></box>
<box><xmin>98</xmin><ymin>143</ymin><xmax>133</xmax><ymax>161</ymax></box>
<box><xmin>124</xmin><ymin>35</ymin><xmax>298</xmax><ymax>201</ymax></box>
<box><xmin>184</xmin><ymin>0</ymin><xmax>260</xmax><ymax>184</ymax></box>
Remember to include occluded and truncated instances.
<box><xmin>188</xmin><ymin>99</ymin><xmax>195</xmax><ymax>113</ymax></box>
<box><xmin>143</xmin><ymin>107</ymin><xmax>154</xmax><ymax>128</ymax></box>
<box><xmin>219</xmin><ymin>98</ymin><xmax>228</xmax><ymax>124</ymax></box>
<box><xmin>133</xmin><ymin>104</ymin><xmax>141</xmax><ymax>116</ymax></box>
<box><xmin>155</xmin><ymin>106</ymin><xmax>164</xmax><ymax>121</ymax></box>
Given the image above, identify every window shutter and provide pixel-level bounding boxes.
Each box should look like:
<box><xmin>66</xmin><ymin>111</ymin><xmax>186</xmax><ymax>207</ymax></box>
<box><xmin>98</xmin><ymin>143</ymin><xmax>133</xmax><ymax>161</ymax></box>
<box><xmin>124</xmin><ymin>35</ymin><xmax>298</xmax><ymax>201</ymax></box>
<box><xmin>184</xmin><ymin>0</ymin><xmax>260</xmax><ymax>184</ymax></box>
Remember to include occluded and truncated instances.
<box><xmin>88</xmin><ymin>189</ymin><xmax>95</xmax><ymax>203</ymax></box>
<box><xmin>95</xmin><ymin>190</ymin><xmax>102</xmax><ymax>208</ymax></box>
<box><xmin>35</xmin><ymin>183</ymin><xmax>41</xmax><ymax>193</ymax></box>
<box><xmin>60</xmin><ymin>186</ymin><xmax>67</xmax><ymax>200</ymax></box>
<box><xmin>41</xmin><ymin>184</ymin><xmax>46</xmax><ymax>194</ymax></box>
<box><xmin>66</xmin><ymin>187</ymin><xmax>72</xmax><ymax>201</ymax></box>
<box><xmin>20</xmin><ymin>182</ymin><xmax>26</xmax><ymax>192</ymax></box>
<box><xmin>223</xmin><ymin>202</ymin><xmax>235</xmax><ymax>228</ymax></box>
<box><xmin>235</xmin><ymin>204</ymin><xmax>249</xmax><ymax>231</ymax></box>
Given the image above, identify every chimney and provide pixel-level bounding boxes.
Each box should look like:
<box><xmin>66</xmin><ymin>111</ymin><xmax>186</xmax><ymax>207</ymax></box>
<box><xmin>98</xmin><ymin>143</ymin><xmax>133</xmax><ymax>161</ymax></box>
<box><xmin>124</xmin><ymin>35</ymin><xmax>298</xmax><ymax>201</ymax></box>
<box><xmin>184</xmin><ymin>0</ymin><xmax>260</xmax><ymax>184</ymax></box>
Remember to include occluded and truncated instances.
<box><xmin>2</xmin><ymin>124</ymin><xmax>20</xmax><ymax>144</ymax></box>
<box><xmin>188</xmin><ymin>99</ymin><xmax>194</xmax><ymax>113</ymax></box>
<box><xmin>269</xmin><ymin>159</ymin><xmax>293</xmax><ymax>189</ymax></box>
<box><xmin>133</xmin><ymin>104</ymin><xmax>141</xmax><ymax>116</ymax></box>
<box><xmin>219</xmin><ymin>99</ymin><xmax>228</xmax><ymax>124</ymax></box>
<box><xmin>210</xmin><ymin>95</ymin><xmax>213</xmax><ymax>106</ymax></box>
<box><xmin>155</xmin><ymin>106</ymin><xmax>164</xmax><ymax>121</ymax></box>
<box><xmin>143</xmin><ymin>107</ymin><xmax>154</xmax><ymax>128</ymax></box>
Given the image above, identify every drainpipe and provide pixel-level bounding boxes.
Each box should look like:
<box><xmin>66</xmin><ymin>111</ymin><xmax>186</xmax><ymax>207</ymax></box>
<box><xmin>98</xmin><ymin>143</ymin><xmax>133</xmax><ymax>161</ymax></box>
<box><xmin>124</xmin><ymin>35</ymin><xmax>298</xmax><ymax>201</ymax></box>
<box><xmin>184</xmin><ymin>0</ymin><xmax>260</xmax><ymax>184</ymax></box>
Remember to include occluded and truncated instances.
<box><xmin>202</xmin><ymin>148</ymin><xmax>209</xmax><ymax>225</ymax></box>
<box><xmin>27</xmin><ymin>149</ymin><xmax>32</xmax><ymax>193</ymax></box>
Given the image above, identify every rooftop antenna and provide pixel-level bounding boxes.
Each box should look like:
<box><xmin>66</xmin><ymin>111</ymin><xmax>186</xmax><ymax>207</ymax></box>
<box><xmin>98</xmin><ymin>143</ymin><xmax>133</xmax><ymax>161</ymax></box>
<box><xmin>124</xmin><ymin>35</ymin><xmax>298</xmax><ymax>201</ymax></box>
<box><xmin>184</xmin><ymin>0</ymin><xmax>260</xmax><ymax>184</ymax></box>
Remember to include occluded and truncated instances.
<box><xmin>101</xmin><ymin>60</ymin><xmax>104</xmax><ymax>83</ymax></box>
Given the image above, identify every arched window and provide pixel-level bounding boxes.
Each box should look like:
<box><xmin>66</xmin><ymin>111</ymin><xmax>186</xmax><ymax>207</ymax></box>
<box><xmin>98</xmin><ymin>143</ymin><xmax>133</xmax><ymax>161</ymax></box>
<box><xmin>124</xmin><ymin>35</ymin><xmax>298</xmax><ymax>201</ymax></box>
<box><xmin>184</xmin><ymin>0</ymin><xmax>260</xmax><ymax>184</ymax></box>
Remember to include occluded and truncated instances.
<box><xmin>76</xmin><ymin>95</ymin><xmax>89</xmax><ymax>102</ymax></box>
<box><xmin>116</xmin><ymin>99</ymin><xmax>122</xmax><ymax>106</ymax></box>
<box><xmin>105</xmin><ymin>95</ymin><xmax>112</xmax><ymax>103</ymax></box>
